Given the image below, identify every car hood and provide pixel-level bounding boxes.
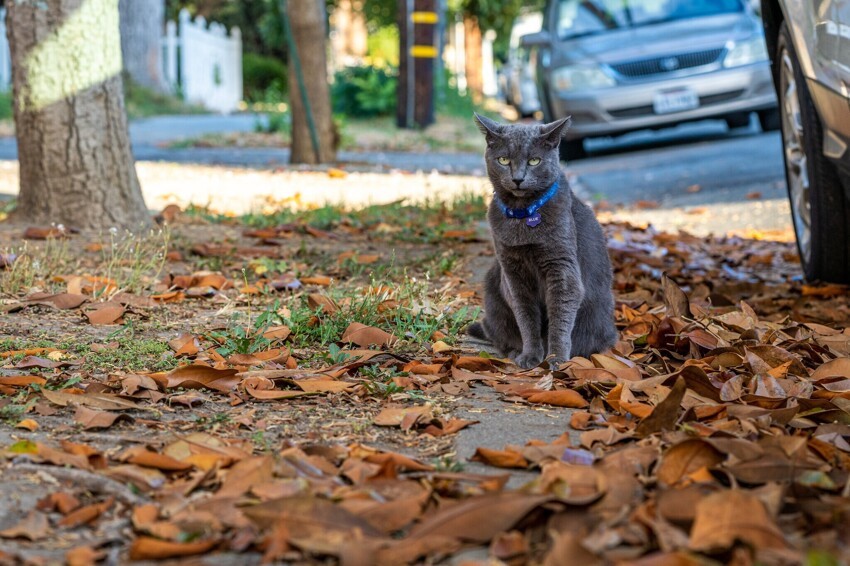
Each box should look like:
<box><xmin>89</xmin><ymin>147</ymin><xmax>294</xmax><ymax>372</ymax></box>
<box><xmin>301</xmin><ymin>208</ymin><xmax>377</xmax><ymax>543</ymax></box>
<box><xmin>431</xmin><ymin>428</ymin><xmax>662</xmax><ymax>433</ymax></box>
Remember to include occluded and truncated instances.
<box><xmin>557</xmin><ymin>13</ymin><xmax>758</xmax><ymax>65</ymax></box>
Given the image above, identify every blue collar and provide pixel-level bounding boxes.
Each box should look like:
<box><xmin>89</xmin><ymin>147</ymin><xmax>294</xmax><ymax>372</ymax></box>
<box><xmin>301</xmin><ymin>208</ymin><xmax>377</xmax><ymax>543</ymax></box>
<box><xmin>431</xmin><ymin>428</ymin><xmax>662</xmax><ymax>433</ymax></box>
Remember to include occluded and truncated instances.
<box><xmin>495</xmin><ymin>181</ymin><xmax>560</xmax><ymax>219</ymax></box>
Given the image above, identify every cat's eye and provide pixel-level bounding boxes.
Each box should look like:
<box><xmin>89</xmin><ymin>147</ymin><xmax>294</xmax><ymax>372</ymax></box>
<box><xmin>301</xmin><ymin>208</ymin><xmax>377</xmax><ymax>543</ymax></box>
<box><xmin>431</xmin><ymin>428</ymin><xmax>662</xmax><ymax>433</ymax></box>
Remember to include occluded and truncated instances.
<box><xmin>497</xmin><ymin>157</ymin><xmax>510</xmax><ymax>165</ymax></box>
<box><xmin>528</xmin><ymin>158</ymin><xmax>541</xmax><ymax>166</ymax></box>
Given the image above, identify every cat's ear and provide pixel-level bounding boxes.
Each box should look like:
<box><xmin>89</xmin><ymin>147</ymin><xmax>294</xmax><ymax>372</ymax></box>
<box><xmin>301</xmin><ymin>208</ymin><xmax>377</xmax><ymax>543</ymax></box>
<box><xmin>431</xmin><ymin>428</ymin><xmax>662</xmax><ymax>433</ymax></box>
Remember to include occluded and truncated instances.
<box><xmin>473</xmin><ymin>113</ymin><xmax>504</xmax><ymax>145</ymax></box>
<box><xmin>538</xmin><ymin>117</ymin><xmax>572</xmax><ymax>149</ymax></box>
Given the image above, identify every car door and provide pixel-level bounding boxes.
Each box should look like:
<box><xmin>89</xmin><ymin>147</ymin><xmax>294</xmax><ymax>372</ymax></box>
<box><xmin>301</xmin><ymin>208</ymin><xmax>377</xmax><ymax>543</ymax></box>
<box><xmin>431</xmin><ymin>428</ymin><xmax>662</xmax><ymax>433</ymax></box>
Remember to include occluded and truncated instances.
<box><xmin>814</xmin><ymin>0</ymin><xmax>850</xmax><ymax>97</ymax></box>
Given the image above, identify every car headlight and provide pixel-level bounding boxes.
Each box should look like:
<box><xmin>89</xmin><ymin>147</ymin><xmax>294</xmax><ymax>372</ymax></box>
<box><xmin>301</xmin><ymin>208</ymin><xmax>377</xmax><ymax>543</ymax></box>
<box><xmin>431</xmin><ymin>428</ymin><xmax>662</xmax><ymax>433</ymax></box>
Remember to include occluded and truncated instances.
<box><xmin>723</xmin><ymin>36</ymin><xmax>768</xmax><ymax>68</ymax></box>
<box><xmin>552</xmin><ymin>65</ymin><xmax>615</xmax><ymax>93</ymax></box>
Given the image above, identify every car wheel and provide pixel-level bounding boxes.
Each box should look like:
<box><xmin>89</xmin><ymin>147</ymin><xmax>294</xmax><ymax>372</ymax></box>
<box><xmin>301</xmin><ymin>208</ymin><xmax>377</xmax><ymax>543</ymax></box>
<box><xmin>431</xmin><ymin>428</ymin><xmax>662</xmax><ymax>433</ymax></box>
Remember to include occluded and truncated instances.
<box><xmin>757</xmin><ymin>108</ymin><xmax>781</xmax><ymax>132</ymax></box>
<box><xmin>559</xmin><ymin>138</ymin><xmax>587</xmax><ymax>162</ymax></box>
<box><xmin>725</xmin><ymin>112</ymin><xmax>751</xmax><ymax>130</ymax></box>
<box><xmin>777</xmin><ymin>22</ymin><xmax>850</xmax><ymax>283</ymax></box>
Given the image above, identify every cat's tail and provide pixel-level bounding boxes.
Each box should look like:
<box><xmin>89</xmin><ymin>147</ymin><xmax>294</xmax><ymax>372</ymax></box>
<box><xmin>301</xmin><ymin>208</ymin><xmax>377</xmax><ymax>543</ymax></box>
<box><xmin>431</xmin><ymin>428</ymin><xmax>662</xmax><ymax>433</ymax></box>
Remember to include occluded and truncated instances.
<box><xmin>466</xmin><ymin>322</ymin><xmax>488</xmax><ymax>341</ymax></box>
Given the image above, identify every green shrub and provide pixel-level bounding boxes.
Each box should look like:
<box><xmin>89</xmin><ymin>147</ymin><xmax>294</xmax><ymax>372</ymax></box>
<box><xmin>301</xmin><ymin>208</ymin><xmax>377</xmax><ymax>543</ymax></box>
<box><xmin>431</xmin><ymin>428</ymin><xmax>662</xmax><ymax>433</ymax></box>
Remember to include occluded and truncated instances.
<box><xmin>0</xmin><ymin>91</ymin><xmax>11</xmax><ymax>121</ymax></box>
<box><xmin>243</xmin><ymin>53</ymin><xmax>287</xmax><ymax>102</ymax></box>
<box><xmin>123</xmin><ymin>76</ymin><xmax>206</xmax><ymax>119</ymax></box>
<box><xmin>332</xmin><ymin>65</ymin><xmax>397</xmax><ymax>118</ymax></box>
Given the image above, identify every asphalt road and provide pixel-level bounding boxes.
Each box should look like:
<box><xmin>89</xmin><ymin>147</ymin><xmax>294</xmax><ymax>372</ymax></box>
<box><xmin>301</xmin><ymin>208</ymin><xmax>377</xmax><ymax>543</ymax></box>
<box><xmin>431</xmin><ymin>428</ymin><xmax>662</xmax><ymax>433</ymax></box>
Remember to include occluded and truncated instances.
<box><xmin>0</xmin><ymin>114</ymin><xmax>790</xmax><ymax>234</ymax></box>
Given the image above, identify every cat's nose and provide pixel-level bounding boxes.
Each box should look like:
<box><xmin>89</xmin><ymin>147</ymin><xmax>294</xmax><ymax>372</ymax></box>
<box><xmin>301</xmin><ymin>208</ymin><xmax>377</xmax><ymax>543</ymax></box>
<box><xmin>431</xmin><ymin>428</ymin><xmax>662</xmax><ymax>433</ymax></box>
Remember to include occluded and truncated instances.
<box><xmin>512</xmin><ymin>178</ymin><xmax>523</xmax><ymax>188</ymax></box>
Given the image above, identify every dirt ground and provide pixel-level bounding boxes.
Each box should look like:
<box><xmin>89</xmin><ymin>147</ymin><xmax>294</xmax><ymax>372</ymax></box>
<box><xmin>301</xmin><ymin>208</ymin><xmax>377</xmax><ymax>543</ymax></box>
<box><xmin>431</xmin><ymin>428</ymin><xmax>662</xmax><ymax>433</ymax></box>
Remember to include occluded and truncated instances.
<box><xmin>1</xmin><ymin>191</ymin><xmax>850</xmax><ymax>564</ymax></box>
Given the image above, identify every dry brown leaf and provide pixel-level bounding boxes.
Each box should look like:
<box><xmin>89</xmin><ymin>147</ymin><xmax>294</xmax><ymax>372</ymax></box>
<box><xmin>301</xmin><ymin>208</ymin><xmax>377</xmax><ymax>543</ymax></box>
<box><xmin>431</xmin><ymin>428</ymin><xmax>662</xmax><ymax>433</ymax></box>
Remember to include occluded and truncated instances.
<box><xmin>42</xmin><ymin>389</ymin><xmax>141</xmax><ymax>411</ymax></box>
<box><xmin>341</xmin><ymin>322</ymin><xmax>397</xmax><ymax>347</ymax></box>
<box><xmin>83</xmin><ymin>301</ymin><xmax>125</xmax><ymax>325</ymax></box>
<box><xmin>0</xmin><ymin>510</ymin><xmax>50</xmax><ymax>540</ymax></box>
<box><xmin>521</xmin><ymin>389</ymin><xmax>588</xmax><ymax>408</ymax></box>
<box><xmin>162</xmin><ymin>365</ymin><xmax>239</xmax><ymax>393</ymax></box>
<box><xmin>471</xmin><ymin>447</ymin><xmax>529</xmax><ymax>469</ymax></box>
<box><xmin>656</xmin><ymin>439</ymin><xmax>724</xmax><ymax>487</ymax></box>
<box><xmin>129</xmin><ymin>537</ymin><xmax>218</xmax><ymax>560</ymax></box>
<box><xmin>689</xmin><ymin>490</ymin><xmax>787</xmax><ymax>551</ymax></box>
<box><xmin>73</xmin><ymin>406</ymin><xmax>133</xmax><ymax>430</ymax></box>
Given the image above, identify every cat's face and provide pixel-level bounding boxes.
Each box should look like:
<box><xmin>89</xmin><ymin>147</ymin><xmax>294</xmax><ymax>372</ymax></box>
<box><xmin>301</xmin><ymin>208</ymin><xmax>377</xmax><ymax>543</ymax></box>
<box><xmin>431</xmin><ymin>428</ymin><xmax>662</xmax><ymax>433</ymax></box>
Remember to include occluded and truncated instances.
<box><xmin>474</xmin><ymin>114</ymin><xmax>570</xmax><ymax>199</ymax></box>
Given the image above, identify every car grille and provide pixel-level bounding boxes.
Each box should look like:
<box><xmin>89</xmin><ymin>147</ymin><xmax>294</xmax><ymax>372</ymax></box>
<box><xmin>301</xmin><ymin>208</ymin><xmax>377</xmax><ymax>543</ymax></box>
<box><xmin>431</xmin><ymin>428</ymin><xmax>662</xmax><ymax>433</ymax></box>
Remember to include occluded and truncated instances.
<box><xmin>609</xmin><ymin>49</ymin><xmax>725</xmax><ymax>78</ymax></box>
<box><xmin>607</xmin><ymin>90</ymin><xmax>745</xmax><ymax>119</ymax></box>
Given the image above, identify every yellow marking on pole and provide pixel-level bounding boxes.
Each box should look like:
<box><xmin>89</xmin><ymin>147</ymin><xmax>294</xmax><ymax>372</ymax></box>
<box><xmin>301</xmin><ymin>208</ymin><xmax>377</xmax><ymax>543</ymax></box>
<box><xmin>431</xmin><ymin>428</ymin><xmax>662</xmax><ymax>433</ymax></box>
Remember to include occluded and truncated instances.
<box><xmin>411</xmin><ymin>45</ymin><xmax>438</xmax><ymax>58</ymax></box>
<box><xmin>411</xmin><ymin>11</ymin><xmax>438</xmax><ymax>24</ymax></box>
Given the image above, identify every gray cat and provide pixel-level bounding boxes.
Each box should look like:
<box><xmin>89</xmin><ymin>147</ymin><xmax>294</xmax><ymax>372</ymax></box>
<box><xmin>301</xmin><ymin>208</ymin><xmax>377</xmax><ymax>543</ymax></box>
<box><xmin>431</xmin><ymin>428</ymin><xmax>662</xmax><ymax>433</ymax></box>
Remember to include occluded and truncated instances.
<box><xmin>467</xmin><ymin>114</ymin><xmax>617</xmax><ymax>368</ymax></box>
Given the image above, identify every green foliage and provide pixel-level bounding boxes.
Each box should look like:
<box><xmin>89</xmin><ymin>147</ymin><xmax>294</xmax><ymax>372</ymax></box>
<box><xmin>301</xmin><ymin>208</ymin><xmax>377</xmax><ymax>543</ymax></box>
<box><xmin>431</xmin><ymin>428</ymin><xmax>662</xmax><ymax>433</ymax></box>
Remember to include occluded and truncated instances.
<box><xmin>168</xmin><ymin>0</ymin><xmax>288</xmax><ymax>60</ymax></box>
<box><xmin>449</xmin><ymin>0</ymin><xmax>546</xmax><ymax>59</ymax></box>
<box><xmin>0</xmin><ymin>91</ymin><xmax>11</xmax><ymax>121</ymax></box>
<box><xmin>210</xmin><ymin>300</ymin><xmax>285</xmax><ymax>357</ymax></box>
<box><xmin>367</xmin><ymin>25</ymin><xmax>400</xmax><ymax>67</ymax></box>
<box><xmin>332</xmin><ymin>66</ymin><xmax>397</xmax><ymax>118</ymax></box>
<box><xmin>243</xmin><ymin>53</ymin><xmax>288</xmax><ymax>102</ymax></box>
<box><xmin>123</xmin><ymin>75</ymin><xmax>206</xmax><ymax>118</ymax></box>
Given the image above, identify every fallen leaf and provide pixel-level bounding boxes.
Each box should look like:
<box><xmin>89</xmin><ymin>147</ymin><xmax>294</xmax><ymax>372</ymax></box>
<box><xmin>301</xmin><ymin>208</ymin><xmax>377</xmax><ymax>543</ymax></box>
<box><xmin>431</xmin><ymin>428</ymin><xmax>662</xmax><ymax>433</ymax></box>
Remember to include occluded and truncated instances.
<box><xmin>471</xmin><ymin>447</ymin><xmax>529</xmax><ymax>469</ymax></box>
<box><xmin>129</xmin><ymin>537</ymin><xmax>218</xmax><ymax>560</ymax></box>
<box><xmin>521</xmin><ymin>389</ymin><xmax>588</xmax><ymax>408</ymax></box>
<box><xmin>689</xmin><ymin>490</ymin><xmax>787</xmax><ymax>551</ymax></box>
<box><xmin>341</xmin><ymin>322</ymin><xmax>397</xmax><ymax>347</ymax></box>
<box><xmin>0</xmin><ymin>510</ymin><xmax>50</xmax><ymax>540</ymax></box>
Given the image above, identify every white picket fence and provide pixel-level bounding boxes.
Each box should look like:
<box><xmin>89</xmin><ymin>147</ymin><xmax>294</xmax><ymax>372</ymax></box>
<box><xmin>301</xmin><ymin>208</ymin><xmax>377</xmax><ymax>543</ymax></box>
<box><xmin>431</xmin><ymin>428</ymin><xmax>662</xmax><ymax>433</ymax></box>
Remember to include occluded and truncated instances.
<box><xmin>163</xmin><ymin>10</ymin><xmax>243</xmax><ymax>114</ymax></box>
<box><xmin>0</xmin><ymin>8</ymin><xmax>242</xmax><ymax>114</ymax></box>
<box><xmin>0</xmin><ymin>10</ymin><xmax>10</xmax><ymax>93</ymax></box>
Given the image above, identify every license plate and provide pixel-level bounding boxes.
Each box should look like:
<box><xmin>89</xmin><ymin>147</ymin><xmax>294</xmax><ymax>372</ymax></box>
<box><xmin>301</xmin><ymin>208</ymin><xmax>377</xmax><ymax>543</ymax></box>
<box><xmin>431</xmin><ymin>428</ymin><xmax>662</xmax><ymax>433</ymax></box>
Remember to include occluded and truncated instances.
<box><xmin>653</xmin><ymin>89</ymin><xmax>700</xmax><ymax>114</ymax></box>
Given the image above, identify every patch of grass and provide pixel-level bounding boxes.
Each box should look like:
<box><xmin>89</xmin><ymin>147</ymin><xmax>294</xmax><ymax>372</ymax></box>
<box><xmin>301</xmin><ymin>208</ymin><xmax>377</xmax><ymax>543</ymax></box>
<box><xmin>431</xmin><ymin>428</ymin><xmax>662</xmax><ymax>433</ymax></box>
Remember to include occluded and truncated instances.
<box><xmin>73</xmin><ymin>337</ymin><xmax>176</xmax><ymax>373</ymax></box>
<box><xmin>123</xmin><ymin>77</ymin><xmax>207</xmax><ymax>119</ymax></box>
<box><xmin>226</xmin><ymin>192</ymin><xmax>488</xmax><ymax>244</ymax></box>
<box><xmin>285</xmin><ymin>274</ymin><xmax>478</xmax><ymax>353</ymax></box>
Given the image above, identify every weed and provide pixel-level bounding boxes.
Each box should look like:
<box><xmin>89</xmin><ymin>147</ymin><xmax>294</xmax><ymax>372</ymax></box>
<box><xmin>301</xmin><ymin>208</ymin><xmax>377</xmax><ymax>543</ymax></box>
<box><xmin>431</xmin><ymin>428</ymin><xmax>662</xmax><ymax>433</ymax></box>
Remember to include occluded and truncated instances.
<box><xmin>210</xmin><ymin>300</ymin><xmax>285</xmax><ymax>357</ymax></box>
<box><xmin>100</xmin><ymin>228</ymin><xmax>170</xmax><ymax>296</ymax></box>
<box><xmin>0</xmin><ymin>236</ymin><xmax>74</xmax><ymax>296</ymax></box>
<box><xmin>360</xmin><ymin>364</ymin><xmax>407</xmax><ymax>398</ymax></box>
<box><xmin>432</xmin><ymin>454</ymin><xmax>465</xmax><ymax>472</ymax></box>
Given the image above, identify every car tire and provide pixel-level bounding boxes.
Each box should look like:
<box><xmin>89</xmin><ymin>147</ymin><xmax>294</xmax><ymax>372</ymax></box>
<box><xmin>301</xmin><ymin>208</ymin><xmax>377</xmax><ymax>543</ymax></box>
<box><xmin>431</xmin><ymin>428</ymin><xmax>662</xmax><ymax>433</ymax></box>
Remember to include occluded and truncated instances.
<box><xmin>776</xmin><ymin>22</ymin><xmax>850</xmax><ymax>283</ymax></box>
<box><xmin>757</xmin><ymin>108</ymin><xmax>781</xmax><ymax>132</ymax></box>
<box><xmin>725</xmin><ymin>112</ymin><xmax>751</xmax><ymax>130</ymax></box>
<box><xmin>559</xmin><ymin>138</ymin><xmax>587</xmax><ymax>162</ymax></box>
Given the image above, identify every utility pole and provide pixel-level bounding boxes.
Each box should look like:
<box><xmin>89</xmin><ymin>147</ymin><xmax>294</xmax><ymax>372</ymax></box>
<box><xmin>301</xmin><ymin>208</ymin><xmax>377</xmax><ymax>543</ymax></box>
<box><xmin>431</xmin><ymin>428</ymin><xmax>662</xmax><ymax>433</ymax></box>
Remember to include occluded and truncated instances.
<box><xmin>397</xmin><ymin>0</ymin><xmax>439</xmax><ymax>129</ymax></box>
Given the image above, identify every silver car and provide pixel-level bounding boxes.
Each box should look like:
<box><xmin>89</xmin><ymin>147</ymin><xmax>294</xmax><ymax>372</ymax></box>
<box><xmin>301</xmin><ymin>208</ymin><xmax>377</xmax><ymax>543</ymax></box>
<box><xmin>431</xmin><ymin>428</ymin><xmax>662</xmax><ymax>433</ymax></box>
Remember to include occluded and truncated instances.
<box><xmin>760</xmin><ymin>0</ymin><xmax>850</xmax><ymax>283</ymax></box>
<box><xmin>523</xmin><ymin>0</ymin><xmax>779</xmax><ymax>160</ymax></box>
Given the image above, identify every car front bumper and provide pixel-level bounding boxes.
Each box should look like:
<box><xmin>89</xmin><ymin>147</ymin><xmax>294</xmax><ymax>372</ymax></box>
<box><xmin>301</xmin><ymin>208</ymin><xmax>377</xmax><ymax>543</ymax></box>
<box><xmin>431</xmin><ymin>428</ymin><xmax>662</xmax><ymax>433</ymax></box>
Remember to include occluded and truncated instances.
<box><xmin>549</xmin><ymin>62</ymin><xmax>777</xmax><ymax>139</ymax></box>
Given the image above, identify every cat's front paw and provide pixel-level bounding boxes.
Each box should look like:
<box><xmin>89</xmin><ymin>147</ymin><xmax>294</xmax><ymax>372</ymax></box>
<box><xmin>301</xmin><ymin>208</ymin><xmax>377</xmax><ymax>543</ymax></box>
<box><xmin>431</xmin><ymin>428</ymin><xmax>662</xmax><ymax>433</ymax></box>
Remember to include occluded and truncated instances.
<box><xmin>515</xmin><ymin>350</ymin><xmax>544</xmax><ymax>369</ymax></box>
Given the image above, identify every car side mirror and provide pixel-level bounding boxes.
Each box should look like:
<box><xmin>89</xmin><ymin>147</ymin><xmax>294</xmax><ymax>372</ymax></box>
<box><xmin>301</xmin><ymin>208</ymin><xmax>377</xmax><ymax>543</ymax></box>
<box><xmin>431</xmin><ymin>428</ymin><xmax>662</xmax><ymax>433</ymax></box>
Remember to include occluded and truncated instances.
<box><xmin>520</xmin><ymin>31</ymin><xmax>552</xmax><ymax>47</ymax></box>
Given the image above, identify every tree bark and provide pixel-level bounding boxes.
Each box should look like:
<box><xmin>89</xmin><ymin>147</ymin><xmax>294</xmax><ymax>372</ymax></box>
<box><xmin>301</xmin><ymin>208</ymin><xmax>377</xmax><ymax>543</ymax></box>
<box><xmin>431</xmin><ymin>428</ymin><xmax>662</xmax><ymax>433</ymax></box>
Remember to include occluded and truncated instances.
<box><xmin>464</xmin><ymin>16</ymin><xmax>483</xmax><ymax>102</ymax></box>
<box><xmin>287</xmin><ymin>0</ymin><xmax>335</xmax><ymax>164</ymax></box>
<box><xmin>6</xmin><ymin>0</ymin><xmax>151</xmax><ymax>230</ymax></box>
<box><xmin>118</xmin><ymin>0</ymin><xmax>165</xmax><ymax>91</ymax></box>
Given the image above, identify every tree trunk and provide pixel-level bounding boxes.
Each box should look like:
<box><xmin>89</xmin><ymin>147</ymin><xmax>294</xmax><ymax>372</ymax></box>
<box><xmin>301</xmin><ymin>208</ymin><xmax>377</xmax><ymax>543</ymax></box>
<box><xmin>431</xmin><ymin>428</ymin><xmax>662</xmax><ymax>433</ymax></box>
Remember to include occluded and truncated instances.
<box><xmin>464</xmin><ymin>16</ymin><xmax>483</xmax><ymax>103</ymax></box>
<box><xmin>287</xmin><ymin>0</ymin><xmax>335</xmax><ymax>164</ymax></box>
<box><xmin>6</xmin><ymin>0</ymin><xmax>151</xmax><ymax>230</ymax></box>
<box><xmin>118</xmin><ymin>0</ymin><xmax>165</xmax><ymax>91</ymax></box>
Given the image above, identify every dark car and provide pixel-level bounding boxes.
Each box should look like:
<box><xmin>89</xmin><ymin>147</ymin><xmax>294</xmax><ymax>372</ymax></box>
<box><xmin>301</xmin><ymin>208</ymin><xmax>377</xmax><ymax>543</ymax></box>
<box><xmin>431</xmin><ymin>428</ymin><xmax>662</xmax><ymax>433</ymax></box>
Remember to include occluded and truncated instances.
<box><xmin>760</xmin><ymin>1</ymin><xmax>850</xmax><ymax>283</ymax></box>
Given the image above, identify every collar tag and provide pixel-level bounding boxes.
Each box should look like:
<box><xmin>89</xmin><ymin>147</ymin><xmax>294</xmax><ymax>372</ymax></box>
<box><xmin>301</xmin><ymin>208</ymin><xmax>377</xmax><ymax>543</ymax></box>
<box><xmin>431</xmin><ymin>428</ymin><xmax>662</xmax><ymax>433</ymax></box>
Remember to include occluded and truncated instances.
<box><xmin>525</xmin><ymin>213</ymin><xmax>542</xmax><ymax>227</ymax></box>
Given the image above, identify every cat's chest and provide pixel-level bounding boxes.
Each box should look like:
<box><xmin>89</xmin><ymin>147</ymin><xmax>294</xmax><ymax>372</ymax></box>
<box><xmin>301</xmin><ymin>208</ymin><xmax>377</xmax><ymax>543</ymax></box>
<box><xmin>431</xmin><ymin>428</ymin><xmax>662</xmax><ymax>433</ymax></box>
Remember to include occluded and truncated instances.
<box><xmin>488</xmin><ymin>206</ymin><xmax>569</xmax><ymax>247</ymax></box>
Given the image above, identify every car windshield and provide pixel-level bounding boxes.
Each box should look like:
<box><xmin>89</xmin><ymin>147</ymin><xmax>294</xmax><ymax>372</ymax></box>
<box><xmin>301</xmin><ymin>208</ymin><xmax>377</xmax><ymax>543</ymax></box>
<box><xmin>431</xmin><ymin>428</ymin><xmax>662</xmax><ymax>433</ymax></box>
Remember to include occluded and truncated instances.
<box><xmin>556</xmin><ymin>0</ymin><xmax>744</xmax><ymax>40</ymax></box>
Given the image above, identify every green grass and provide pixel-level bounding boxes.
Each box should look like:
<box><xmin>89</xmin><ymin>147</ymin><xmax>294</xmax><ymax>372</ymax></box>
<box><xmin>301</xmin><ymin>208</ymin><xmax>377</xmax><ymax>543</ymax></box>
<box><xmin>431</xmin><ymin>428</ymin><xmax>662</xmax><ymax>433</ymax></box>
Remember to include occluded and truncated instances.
<box><xmin>185</xmin><ymin>193</ymin><xmax>488</xmax><ymax>245</ymax></box>
<box><xmin>123</xmin><ymin>77</ymin><xmax>207</xmax><ymax>119</ymax></box>
<box><xmin>0</xmin><ymin>336</ymin><xmax>177</xmax><ymax>373</ymax></box>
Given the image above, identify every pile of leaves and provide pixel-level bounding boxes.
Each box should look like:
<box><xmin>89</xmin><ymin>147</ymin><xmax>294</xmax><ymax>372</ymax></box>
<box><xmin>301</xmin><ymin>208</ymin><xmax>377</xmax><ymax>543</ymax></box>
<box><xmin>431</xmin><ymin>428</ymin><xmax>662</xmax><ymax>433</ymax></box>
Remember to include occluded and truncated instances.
<box><xmin>1</xmin><ymin>206</ymin><xmax>850</xmax><ymax>564</ymax></box>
